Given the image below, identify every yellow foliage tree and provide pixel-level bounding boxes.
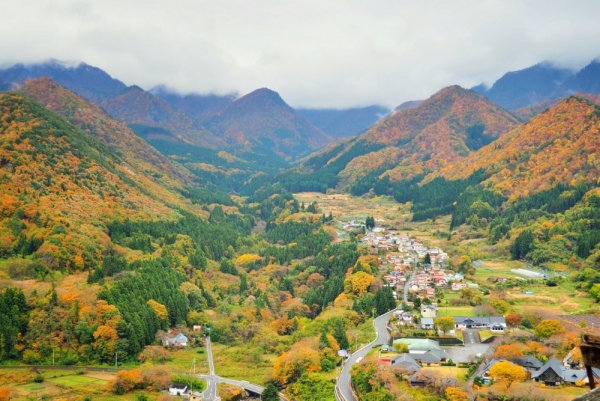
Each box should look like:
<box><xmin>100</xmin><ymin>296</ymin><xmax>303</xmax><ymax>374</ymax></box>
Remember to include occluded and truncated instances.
<box><xmin>344</xmin><ymin>271</ymin><xmax>374</xmax><ymax>296</ymax></box>
<box><xmin>273</xmin><ymin>347</ymin><xmax>321</xmax><ymax>384</ymax></box>
<box><xmin>488</xmin><ymin>360</ymin><xmax>526</xmax><ymax>389</ymax></box>
<box><xmin>235</xmin><ymin>253</ymin><xmax>262</xmax><ymax>267</ymax></box>
<box><xmin>445</xmin><ymin>387</ymin><xmax>469</xmax><ymax>401</ymax></box>
<box><xmin>147</xmin><ymin>299</ymin><xmax>168</xmax><ymax>321</ymax></box>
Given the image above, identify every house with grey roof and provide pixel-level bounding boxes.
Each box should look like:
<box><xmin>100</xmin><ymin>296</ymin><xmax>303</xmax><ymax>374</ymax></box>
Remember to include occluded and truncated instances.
<box><xmin>515</xmin><ymin>355</ymin><xmax>543</xmax><ymax>371</ymax></box>
<box><xmin>411</xmin><ymin>349</ymin><xmax>448</xmax><ymax>365</ymax></box>
<box><xmin>390</xmin><ymin>354</ymin><xmax>421</xmax><ymax>372</ymax></box>
<box><xmin>421</xmin><ymin>317</ymin><xmax>434</xmax><ymax>329</ymax></box>
<box><xmin>163</xmin><ymin>333</ymin><xmax>189</xmax><ymax>347</ymax></box>
<box><xmin>531</xmin><ymin>357</ymin><xmax>600</xmax><ymax>386</ymax></box>
<box><xmin>453</xmin><ymin>316</ymin><xmax>506</xmax><ymax>331</ymax></box>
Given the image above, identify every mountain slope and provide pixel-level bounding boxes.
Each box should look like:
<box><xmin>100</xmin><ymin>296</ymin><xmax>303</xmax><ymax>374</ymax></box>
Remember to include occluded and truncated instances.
<box><xmin>472</xmin><ymin>63</ymin><xmax>572</xmax><ymax>110</ymax></box>
<box><xmin>16</xmin><ymin>78</ymin><xmax>196</xmax><ymax>192</ymax></box>
<box><xmin>0</xmin><ymin>92</ymin><xmax>198</xmax><ymax>270</ymax></box>
<box><xmin>273</xmin><ymin>86</ymin><xmax>519</xmax><ymax>194</ymax></box>
<box><xmin>100</xmin><ymin>86</ymin><xmax>227</xmax><ymax>149</ymax></box>
<box><xmin>204</xmin><ymin>88</ymin><xmax>333</xmax><ymax>160</ymax></box>
<box><xmin>432</xmin><ymin>96</ymin><xmax>600</xmax><ymax>199</ymax></box>
<box><xmin>0</xmin><ymin>60</ymin><xmax>127</xmax><ymax>103</ymax></box>
<box><xmin>150</xmin><ymin>85</ymin><xmax>236</xmax><ymax>124</ymax></box>
<box><xmin>295</xmin><ymin>105</ymin><xmax>389</xmax><ymax>138</ymax></box>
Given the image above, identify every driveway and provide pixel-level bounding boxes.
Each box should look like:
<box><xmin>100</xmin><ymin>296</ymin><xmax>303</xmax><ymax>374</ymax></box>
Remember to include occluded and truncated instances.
<box><xmin>442</xmin><ymin>343</ymin><xmax>491</xmax><ymax>363</ymax></box>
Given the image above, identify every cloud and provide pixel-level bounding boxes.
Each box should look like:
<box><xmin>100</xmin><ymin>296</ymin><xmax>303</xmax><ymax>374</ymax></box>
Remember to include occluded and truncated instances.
<box><xmin>2</xmin><ymin>0</ymin><xmax>600</xmax><ymax>108</ymax></box>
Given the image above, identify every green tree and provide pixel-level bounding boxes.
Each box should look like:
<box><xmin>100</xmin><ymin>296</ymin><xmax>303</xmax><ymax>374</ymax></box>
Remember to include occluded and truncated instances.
<box><xmin>261</xmin><ymin>383</ymin><xmax>279</xmax><ymax>401</ymax></box>
<box><xmin>423</xmin><ymin>253</ymin><xmax>431</xmax><ymax>264</ymax></box>
<box><xmin>239</xmin><ymin>275</ymin><xmax>248</xmax><ymax>295</ymax></box>
<box><xmin>333</xmin><ymin>324</ymin><xmax>350</xmax><ymax>350</ymax></box>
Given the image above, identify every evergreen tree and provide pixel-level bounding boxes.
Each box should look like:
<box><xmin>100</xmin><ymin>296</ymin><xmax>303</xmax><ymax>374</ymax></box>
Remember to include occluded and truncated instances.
<box><xmin>333</xmin><ymin>324</ymin><xmax>350</xmax><ymax>350</ymax></box>
<box><xmin>239</xmin><ymin>275</ymin><xmax>248</xmax><ymax>295</ymax></box>
<box><xmin>261</xmin><ymin>383</ymin><xmax>279</xmax><ymax>401</ymax></box>
<box><xmin>319</xmin><ymin>330</ymin><xmax>331</xmax><ymax>349</ymax></box>
<box><xmin>423</xmin><ymin>253</ymin><xmax>431</xmax><ymax>264</ymax></box>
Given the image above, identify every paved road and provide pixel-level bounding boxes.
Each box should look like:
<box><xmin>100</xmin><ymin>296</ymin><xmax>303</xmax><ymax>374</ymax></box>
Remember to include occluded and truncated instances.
<box><xmin>403</xmin><ymin>263</ymin><xmax>417</xmax><ymax>304</ymax></box>
<box><xmin>202</xmin><ymin>337</ymin><xmax>220</xmax><ymax>401</ymax></box>
<box><xmin>336</xmin><ymin>308</ymin><xmax>397</xmax><ymax>401</ymax></box>
<box><xmin>200</xmin><ymin>336</ymin><xmax>287</xmax><ymax>401</ymax></box>
<box><xmin>463</xmin><ymin>329</ymin><xmax>480</xmax><ymax>345</ymax></box>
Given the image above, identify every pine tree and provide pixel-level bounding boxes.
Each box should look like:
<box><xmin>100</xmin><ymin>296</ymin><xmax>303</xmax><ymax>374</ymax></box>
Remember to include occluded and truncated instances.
<box><xmin>239</xmin><ymin>275</ymin><xmax>248</xmax><ymax>295</ymax></box>
<box><xmin>261</xmin><ymin>383</ymin><xmax>279</xmax><ymax>401</ymax></box>
<box><xmin>333</xmin><ymin>324</ymin><xmax>350</xmax><ymax>350</ymax></box>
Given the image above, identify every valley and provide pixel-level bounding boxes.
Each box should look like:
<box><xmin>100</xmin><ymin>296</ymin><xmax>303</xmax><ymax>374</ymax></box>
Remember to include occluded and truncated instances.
<box><xmin>0</xmin><ymin>57</ymin><xmax>599</xmax><ymax>401</ymax></box>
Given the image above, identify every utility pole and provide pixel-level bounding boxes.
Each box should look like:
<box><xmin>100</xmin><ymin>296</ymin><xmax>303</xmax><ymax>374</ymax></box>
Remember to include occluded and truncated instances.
<box><xmin>52</xmin><ymin>350</ymin><xmax>54</xmax><ymax>366</ymax></box>
<box><xmin>193</xmin><ymin>357</ymin><xmax>196</xmax><ymax>374</ymax></box>
<box><xmin>115</xmin><ymin>352</ymin><xmax>117</xmax><ymax>368</ymax></box>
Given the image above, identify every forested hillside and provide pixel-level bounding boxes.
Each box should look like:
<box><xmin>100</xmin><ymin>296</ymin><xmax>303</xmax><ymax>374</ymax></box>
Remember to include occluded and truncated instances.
<box><xmin>16</xmin><ymin>78</ymin><xmax>196</xmax><ymax>191</ymax></box>
<box><xmin>100</xmin><ymin>85</ymin><xmax>226</xmax><ymax>149</ymax></box>
<box><xmin>271</xmin><ymin>85</ymin><xmax>519</xmax><ymax>194</ymax></box>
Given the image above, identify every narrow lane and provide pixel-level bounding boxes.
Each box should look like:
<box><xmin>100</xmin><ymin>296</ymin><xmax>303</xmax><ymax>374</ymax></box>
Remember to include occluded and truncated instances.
<box><xmin>336</xmin><ymin>308</ymin><xmax>397</xmax><ymax>401</ymax></box>
<box><xmin>202</xmin><ymin>337</ymin><xmax>220</xmax><ymax>401</ymax></box>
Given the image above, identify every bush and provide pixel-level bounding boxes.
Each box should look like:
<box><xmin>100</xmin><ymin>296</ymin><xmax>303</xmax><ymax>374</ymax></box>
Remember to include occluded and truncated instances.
<box><xmin>33</xmin><ymin>375</ymin><xmax>44</xmax><ymax>383</ymax></box>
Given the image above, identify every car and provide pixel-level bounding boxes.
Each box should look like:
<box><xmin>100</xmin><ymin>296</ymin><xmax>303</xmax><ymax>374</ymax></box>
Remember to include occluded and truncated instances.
<box><xmin>355</xmin><ymin>357</ymin><xmax>363</xmax><ymax>364</ymax></box>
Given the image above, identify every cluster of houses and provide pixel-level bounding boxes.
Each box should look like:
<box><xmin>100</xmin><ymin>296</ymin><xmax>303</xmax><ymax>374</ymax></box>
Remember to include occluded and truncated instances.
<box><xmin>358</xmin><ymin>229</ymin><xmax>450</xmax><ymax>263</ymax></box>
<box><xmin>479</xmin><ymin>354</ymin><xmax>600</xmax><ymax>387</ymax></box>
<box><xmin>394</xmin><ymin>305</ymin><xmax>507</xmax><ymax>333</ymax></box>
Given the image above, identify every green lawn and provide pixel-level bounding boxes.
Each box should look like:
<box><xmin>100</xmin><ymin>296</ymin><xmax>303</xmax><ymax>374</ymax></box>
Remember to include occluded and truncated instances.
<box><xmin>21</xmin><ymin>384</ymin><xmax>46</xmax><ymax>391</ymax></box>
<box><xmin>437</xmin><ymin>307</ymin><xmax>475</xmax><ymax>317</ymax></box>
<box><xmin>49</xmin><ymin>374</ymin><xmax>106</xmax><ymax>387</ymax></box>
<box><xmin>479</xmin><ymin>329</ymin><xmax>494</xmax><ymax>342</ymax></box>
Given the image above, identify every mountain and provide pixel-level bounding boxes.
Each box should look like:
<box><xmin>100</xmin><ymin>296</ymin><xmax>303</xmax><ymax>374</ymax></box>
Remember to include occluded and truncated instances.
<box><xmin>511</xmin><ymin>97</ymin><xmax>564</xmax><ymax>121</ymax></box>
<box><xmin>0</xmin><ymin>91</ymin><xmax>200</xmax><ymax>270</ymax></box>
<box><xmin>561</xmin><ymin>59</ymin><xmax>600</xmax><ymax>94</ymax></box>
<box><xmin>472</xmin><ymin>62</ymin><xmax>573</xmax><ymax>110</ymax></box>
<box><xmin>16</xmin><ymin>77</ymin><xmax>196</xmax><ymax>191</ymax></box>
<box><xmin>100</xmin><ymin>85</ymin><xmax>227</xmax><ymax>149</ymax></box>
<box><xmin>274</xmin><ymin>86</ymin><xmax>519</xmax><ymax>194</ymax></box>
<box><xmin>203</xmin><ymin>88</ymin><xmax>333</xmax><ymax>160</ymax></box>
<box><xmin>394</xmin><ymin>100</ymin><xmax>423</xmax><ymax>112</ymax></box>
<box><xmin>295</xmin><ymin>105</ymin><xmax>389</xmax><ymax>138</ymax></box>
<box><xmin>0</xmin><ymin>59</ymin><xmax>127</xmax><ymax>103</ymax></box>
<box><xmin>150</xmin><ymin>85</ymin><xmax>236</xmax><ymax>124</ymax></box>
<box><xmin>432</xmin><ymin>96</ymin><xmax>600</xmax><ymax>199</ymax></box>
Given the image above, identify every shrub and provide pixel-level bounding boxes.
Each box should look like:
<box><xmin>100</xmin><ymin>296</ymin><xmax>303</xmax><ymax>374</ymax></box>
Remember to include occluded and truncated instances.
<box><xmin>33</xmin><ymin>375</ymin><xmax>44</xmax><ymax>383</ymax></box>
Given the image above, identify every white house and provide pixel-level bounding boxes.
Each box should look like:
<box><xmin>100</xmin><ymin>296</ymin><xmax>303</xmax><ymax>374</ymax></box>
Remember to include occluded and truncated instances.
<box><xmin>169</xmin><ymin>383</ymin><xmax>188</xmax><ymax>396</ymax></box>
<box><xmin>163</xmin><ymin>333</ymin><xmax>189</xmax><ymax>347</ymax></box>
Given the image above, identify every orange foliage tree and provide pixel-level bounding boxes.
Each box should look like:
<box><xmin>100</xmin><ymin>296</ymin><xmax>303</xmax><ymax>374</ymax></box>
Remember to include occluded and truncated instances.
<box><xmin>494</xmin><ymin>344</ymin><xmax>524</xmax><ymax>361</ymax></box>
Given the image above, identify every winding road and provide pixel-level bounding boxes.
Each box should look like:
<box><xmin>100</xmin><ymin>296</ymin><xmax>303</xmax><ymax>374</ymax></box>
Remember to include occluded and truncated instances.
<box><xmin>335</xmin><ymin>308</ymin><xmax>398</xmax><ymax>401</ymax></box>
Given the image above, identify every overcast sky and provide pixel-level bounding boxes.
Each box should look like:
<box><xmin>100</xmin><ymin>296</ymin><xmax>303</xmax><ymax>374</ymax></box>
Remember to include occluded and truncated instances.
<box><xmin>2</xmin><ymin>0</ymin><xmax>600</xmax><ymax>108</ymax></box>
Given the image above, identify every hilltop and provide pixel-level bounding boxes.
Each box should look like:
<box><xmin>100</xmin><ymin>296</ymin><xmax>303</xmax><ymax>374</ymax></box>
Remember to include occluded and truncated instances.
<box><xmin>204</xmin><ymin>88</ymin><xmax>332</xmax><ymax>160</ymax></box>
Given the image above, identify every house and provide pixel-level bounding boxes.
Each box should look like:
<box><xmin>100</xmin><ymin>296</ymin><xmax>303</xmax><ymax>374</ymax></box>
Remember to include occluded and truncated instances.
<box><xmin>169</xmin><ymin>383</ymin><xmax>188</xmax><ymax>396</ymax></box>
<box><xmin>163</xmin><ymin>333</ymin><xmax>189</xmax><ymax>347</ymax></box>
<box><xmin>531</xmin><ymin>358</ymin><xmax>569</xmax><ymax>386</ymax></box>
<box><xmin>514</xmin><ymin>355</ymin><xmax>543</xmax><ymax>371</ymax></box>
<box><xmin>421</xmin><ymin>305</ymin><xmax>437</xmax><ymax>318</ymax></box>
<box><xmin>424</xmin><ymin>287</ymin><xmax>436</xmax><ymax>298</ymax></box>
<box><xmin>453</xmin><ymin>316</ymin><xmax>506</xmax><ymax>331</ymax></box>
<box><xmin>421</xmin><ymin>317</ymin><xmax>434</xmax><ymax>330</ymax></box>
<box><xmin>400</xmin><ymin>312</ymin><xmax>414</xmax><ymax>323</ymax></box>
<box><xmin>434</xmin><ymin>278</ymin><xmax>448</xmax><ymax>287</ymax></box>
<box><xmin>451</xmin><ymin>282</ymin><xmax>468</xmax><ymax>291</ymax></box>
<box><xmin>408</xmin><ymin>371</ymin><xmax>427</xmax><ymax>387</ymax></box>
<box><xmin>410</xmin><ymin>349</ymin><xmax>448</xmax><ymax>365</ymax></box>
<box><xmin>390</xmin><ymin>354</ymin><xmax>421</xmax><ymax>372</ymax></box>
<box><xmin>394</xmin><ymin>338</ymin><xmax>440</xmax><ymax>351</ymax></box>
<box><xmin>563</xmin><ymin>348</ymin><xmax>582</xmax><ymax>369</ymax></box>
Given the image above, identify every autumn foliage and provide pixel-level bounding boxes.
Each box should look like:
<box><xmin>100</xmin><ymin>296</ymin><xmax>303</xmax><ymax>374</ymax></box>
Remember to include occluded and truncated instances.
<box><xmin>494</xmin><ymin>344</ymin><xmax>523</xmax><ymax>361</ymax></box>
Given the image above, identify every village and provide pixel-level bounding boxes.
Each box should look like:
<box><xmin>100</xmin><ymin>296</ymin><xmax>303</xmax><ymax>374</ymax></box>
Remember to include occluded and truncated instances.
<box><xmin>343</xmin><ymin>222</ymin><xmax>597</xmax><ymax>396</ymax></box>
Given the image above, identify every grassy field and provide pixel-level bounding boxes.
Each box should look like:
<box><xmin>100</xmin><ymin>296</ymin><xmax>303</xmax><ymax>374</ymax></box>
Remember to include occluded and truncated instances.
<box><xmin>48</xmin><ymin>374</ymin><xmax>107</xmax><ymax>387</ymax></box>
<box><xmin>479</xmin><ymin>380</ymin><xmax>588</xmax><ymax>401</ymax></box>
<box><xmin>437</xmin><ymin>307</ymin><xmax>476</xmax><ymax>317</ymax></box>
